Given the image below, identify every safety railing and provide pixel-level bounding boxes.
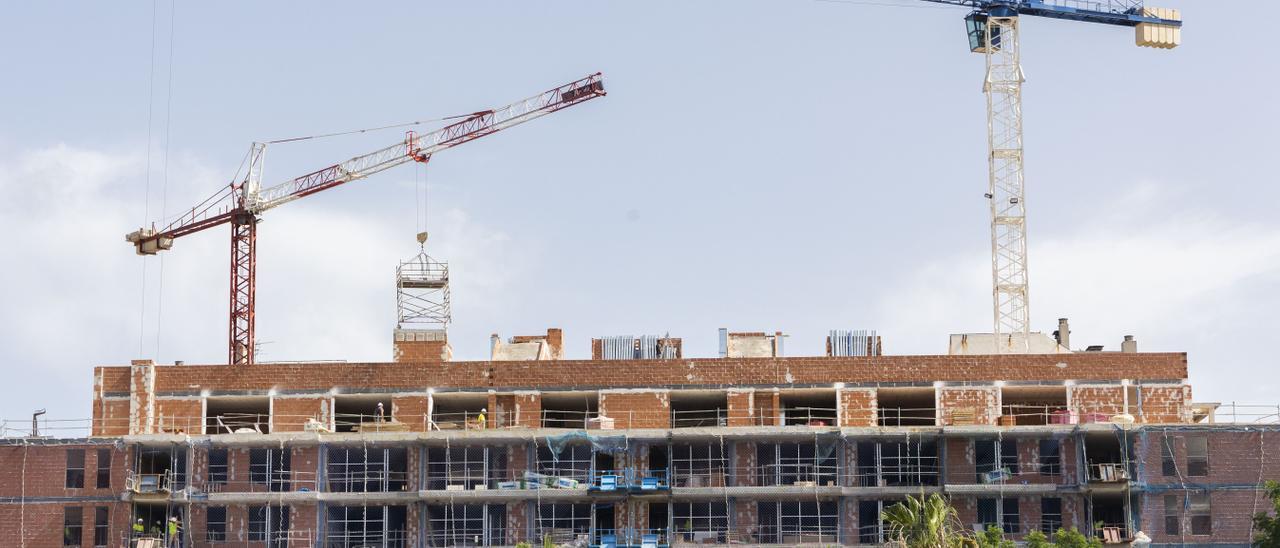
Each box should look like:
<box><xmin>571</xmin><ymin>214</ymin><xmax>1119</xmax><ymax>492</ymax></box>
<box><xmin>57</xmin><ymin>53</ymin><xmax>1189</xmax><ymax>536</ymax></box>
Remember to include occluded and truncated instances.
<box><xmin>750</xmin><ymin>524</ymin><xmax>840</xmax><ymax>545</ymax></box>
<box><xmin>430</xmin><ymin>410</ymin><xmax>492</xmax><ymax>431</ymax></box>
<box><xmin>203</xmin><ymin>469</ymin><xmax>318</xmax><ymax>494</ymax></box>
<box><xmin>878</xmin><ymin>407</ymin><xmax>939</xmax><ymax>427</ymax></box>
<box><xmin>756</xmin><ymin>462</ymin><xmax>841</xmax><ymax>488</ymax></box>
<box><xmin>126</xmin><ymin>470</ymin><xmax>186</xmax><ymax>495</ymax></box>
<box><xmin>425</xmin><ymin>468</ymin><xmax>519</xmax><ymax>491</ymax></box>
<box><xmin>9</xmin><ymin>400</ymin><xmax>1279</xmax><ymax>439</ymax></box>
<box><xmin>1087</xmin><ymin>462</ymin><xmax>1131</xmax><ymax>483</ymax></box>
<box><xmin>954</xmin><ymin>459</ymin><xmax>1074</xmax><ymax>486</ymax></box>
<box><xmin>425</xmin><ymin>525</ymin><xmax>508</xmax><ymax>547</ymax></box>
<box><xmin>670</xmin><ymin>408</ymin><xmax>728</xmax><ymax>428</ymax></box>
<box><xmin>323</xmin><ymin>529</ymin><xmax>412</xmax><ymax>547</ymax></box>
<box><xmin>326</xmin><ymin>469</ymin><xmax>409</xmax><ymax>493</ymax></box>
<box><xmin>852</xmin><ymin>456</ymin><xmax>942</xmax><ymax>487</ymax></box>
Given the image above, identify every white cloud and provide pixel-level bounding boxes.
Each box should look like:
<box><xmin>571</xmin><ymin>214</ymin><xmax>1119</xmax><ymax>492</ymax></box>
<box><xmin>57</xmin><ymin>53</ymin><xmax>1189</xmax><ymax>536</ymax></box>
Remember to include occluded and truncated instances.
<box><xmin>875</xmin><ymin>182</ymin><xmax>1280</xmax><ymax>403</ymax></box>
<box><xmin>0</xmin><ymin>144</ymin><xmax>522</xmax><ymax>421</ymax></box>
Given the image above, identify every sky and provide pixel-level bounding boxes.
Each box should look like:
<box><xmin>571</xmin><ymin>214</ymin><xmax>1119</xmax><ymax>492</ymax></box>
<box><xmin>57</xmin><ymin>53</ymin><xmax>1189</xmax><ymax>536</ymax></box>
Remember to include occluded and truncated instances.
<box><xmin>1</xmin><ymin>1</ymin><xmax>1276</xmax><ymax>425</ymax></box>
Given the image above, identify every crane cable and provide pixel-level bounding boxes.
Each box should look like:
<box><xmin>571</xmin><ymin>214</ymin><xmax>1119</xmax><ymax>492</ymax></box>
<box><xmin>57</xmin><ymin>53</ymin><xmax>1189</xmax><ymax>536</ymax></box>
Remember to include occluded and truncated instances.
<box><xmin>155</xmin><ymin>0</ymin><xmax>176</xmax><ymax>361</ymax></box>
<box><xmin>137</xmin><ymin>0</ymin><xmax>159</xmax><ymax>357</ymax></box>
<box><xmin>265</xmin><ymin>114</ymin><xmax>472</xmax><ymax>145</ymax></box>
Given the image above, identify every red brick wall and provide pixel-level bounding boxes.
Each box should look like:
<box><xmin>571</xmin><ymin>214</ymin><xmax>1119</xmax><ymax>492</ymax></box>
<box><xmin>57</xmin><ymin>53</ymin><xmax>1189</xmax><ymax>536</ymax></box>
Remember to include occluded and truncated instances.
<box><xmin>155</xmin><ymin>398</ymin><xmax>202</xmax><ymax>434</ymax></box>
<box><xmin>94</xmin><ymin>399</ymin><xmax>130</xmax><ymax>436</ymax></box>
<box><xmin>839</xmin><ymin>388</ymin><xmax>877</xmax><ymax>427</ymax></box>
<box><xmin>1070</xmin><ymin>385</ymin><xmax>1126</xmax><ymax>419</ymax></box>
<box><xmin>940</xmin><ymin>386</ymin><xmax>998</xmax><ymax>426</ymax></box>
<box><xmin>1139</xmin><ymin>489</ymin><xmax>1261</xmax><ymax>545</ymax></box>
<box><xmin>272</xmin><ymin>397</ymin><xmax>329</xmax><ymax>433</ymax></box>
<box><xmin>0</xmin><ymin>502</ymin><xmax>129</xmax><ymax>548</ymax></box>
<box><xmin>599</xmin><ymin>390</ymin><xmax>670</xmax><ymax>429</ymax></box>
<box><xmin>94</xmin><ymin>352</ymin><xmax>1188</xmax><ymax>395</ymax></box>
<box><xmin>0</xmin><ymin>444</ymin><xmax>127</xmax><ymax>499</ymax></box>
<box><xmin>1135</xmin><ymin>384</ymin><xmax>1189</xmax><ymax>423</ymax></box>
<box><xmin>506</xmin><ymin>500</ymin><xmax>529</xmax><ymax>544</ymax></box>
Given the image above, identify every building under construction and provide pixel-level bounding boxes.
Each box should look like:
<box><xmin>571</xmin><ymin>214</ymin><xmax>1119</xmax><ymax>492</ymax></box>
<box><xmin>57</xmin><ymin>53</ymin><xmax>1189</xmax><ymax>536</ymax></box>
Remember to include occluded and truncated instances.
<box><xmin>1</xmin><ymin>322</ymin><xmax>1277</xmax><ymax>547</ymax></box>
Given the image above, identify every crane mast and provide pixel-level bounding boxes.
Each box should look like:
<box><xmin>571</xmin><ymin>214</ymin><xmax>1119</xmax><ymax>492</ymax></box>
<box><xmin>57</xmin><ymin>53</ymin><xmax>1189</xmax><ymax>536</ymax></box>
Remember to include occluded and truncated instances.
<box><xmin>922</xmin><ymin>0</ymin><xmax>1181</xmax><ymax>352</ymax></box>
<box><xmin>981</xmin><ymin>12</ymin><xmax>1030</xmax><ymax>352</ymax></box>
<box><xmin>127</xmin><ymin>73</ymin><xmax>606</xmax><ymax>365</ymax></box>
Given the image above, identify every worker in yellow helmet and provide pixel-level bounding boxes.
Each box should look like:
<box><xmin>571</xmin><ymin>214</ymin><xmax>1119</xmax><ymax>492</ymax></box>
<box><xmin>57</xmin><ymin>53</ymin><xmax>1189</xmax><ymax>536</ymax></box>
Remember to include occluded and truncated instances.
<box><xmin>166</xmin><ymin>516</ymin><xmax>181</xmax><ymax>547</ymax></box>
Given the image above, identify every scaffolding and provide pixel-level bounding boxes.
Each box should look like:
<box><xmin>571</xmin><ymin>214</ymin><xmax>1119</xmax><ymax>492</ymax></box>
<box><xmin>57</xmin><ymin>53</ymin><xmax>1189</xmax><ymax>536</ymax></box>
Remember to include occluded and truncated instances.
<box><xmin>396</xmin><ymin>242</ymin><xmax>451</xmax><ymax>329</ymax></box>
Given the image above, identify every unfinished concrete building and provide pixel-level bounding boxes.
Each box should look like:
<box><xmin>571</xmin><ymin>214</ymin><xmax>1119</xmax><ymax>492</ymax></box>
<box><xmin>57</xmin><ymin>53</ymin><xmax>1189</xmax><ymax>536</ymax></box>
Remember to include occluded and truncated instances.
<box><xmin>1</xmin><ymin>326</ymin><xmax>1277</xmax><ymax>547</ymax></box>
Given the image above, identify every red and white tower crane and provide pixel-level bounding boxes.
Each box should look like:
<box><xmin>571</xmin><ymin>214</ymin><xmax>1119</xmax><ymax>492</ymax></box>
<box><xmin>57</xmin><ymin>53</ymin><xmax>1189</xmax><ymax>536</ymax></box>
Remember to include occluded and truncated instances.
<box><xmin>127</xmin><ymin>73</ymin><xmax>606</xmax><ymax>365</ymax></box>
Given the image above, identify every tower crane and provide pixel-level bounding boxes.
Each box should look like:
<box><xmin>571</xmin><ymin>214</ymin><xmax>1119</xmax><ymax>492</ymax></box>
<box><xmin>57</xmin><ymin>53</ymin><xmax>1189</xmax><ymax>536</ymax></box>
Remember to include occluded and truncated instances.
<box><xmin>918</xmin><ymin>1</ymin><xmax>1180</xmax><ymax>351</ymax></box>
<box><xmin>126</xmin><ymin>73</ymin><xmax>606</xmax><ymax>365</ymax></box>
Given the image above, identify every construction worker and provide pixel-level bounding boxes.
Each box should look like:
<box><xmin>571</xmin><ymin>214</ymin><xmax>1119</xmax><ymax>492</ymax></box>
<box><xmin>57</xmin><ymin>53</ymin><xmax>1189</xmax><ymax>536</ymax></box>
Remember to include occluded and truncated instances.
<box><xmin>475</xmin><ymin>407</ymin><xmax>487</xmax><ymax>430</ymax></box>
<box><xmin>166</xmin><ymin>516</ymin><xmax>181</xmax><ymax>547</ymax></box>
<box><xmin>375</xmin><ymin>401</ymin><xmax>385</xmax><ymax>423</ymax></box>
<box><xmin>132</xmin><ymin>518</ymin><xmax>145</xmax><ymax>536</ymax></box>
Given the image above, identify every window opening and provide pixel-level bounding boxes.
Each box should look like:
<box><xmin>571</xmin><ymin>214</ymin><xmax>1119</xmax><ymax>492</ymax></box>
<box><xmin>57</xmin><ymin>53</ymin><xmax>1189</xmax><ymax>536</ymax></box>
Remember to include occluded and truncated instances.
<box><xmin>95</xmin><ymin>449</ymin><xmax>111</xmax><ymax>489</ymax></box>
<box><xmin>66</xmin><ymin>449</ymin><xmax>85</xmax><ymax>489</ymax></box>
<box><xmin>670</xmin><ymin>443</ymin><xmax>727</xmax><ymax>488</ymax></box>
<box><xmin>63</xmin><ymin>506</ymin><xmax>82</xmax><ymax>546</ymax></box>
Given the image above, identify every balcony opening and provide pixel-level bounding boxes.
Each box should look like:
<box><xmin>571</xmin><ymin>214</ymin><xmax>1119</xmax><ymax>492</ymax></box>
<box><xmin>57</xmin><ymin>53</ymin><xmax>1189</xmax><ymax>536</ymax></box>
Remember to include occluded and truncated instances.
<box><xmin>1085</xmin><ymin>433</ymin><xmax>1129</xmax><ymax>483</ymax></box>
<box><xmin>334</xmin><ymin>394</ymin><xmax>392</xmax><ymax>433</ymax></box>
<box><xmin>855</xmin><ymin>438</ymin><xmax>939</xmax><ymax>487</ymax></box>
<box><xmin>535</xmin><ymin>503</ymin><xmax>592</xmax><ymax>545</ymax></box>
<box><xmin>858</xmin><ymin>500</ymin><xmax>889</xmax><ymax>544</ymax></box>
<box><xmin>975</xmin><ymin>438</ymin><xmax>1018</xmax><ymax>484</ymax></box>
<box><xmin>648</xmin><ymin>444</ymin><xmax>669</xmax><ymax>481</ymax></box>
<box><xmin>976</xmin><ymin>497</ymin><xmax>1020</xmax><ymax>535</ymax></box>
<box><xmin>248</xmin><ymin>505</ymin><xmax>291</xmax><ymax>548</ymax></box>
<box><xmin>670</xmin><ymin>443</ymin><xmax>727</xmax><ymax>488</ymax></box>
<box><xmin>594</xmin><ymin>503</ymin><xmax>616</xmax><ymax>545</ymax></box>
<box><xmin>426</xmin><ymin>504</ymin><xmax>507</xmax><ymax>547</ymax></box>
<box><xmin>131</xmin><ymin>502</ymin><xmax>184</xmax><ymax>542</ymax></box>
<box><xmin>877</xmin><ymin>387</ymin><xmax>937</xmax><ymax>427</ymax></box>
<box><xmin>250</xmin><ymin>448</ymin><xmax>292</xmax><ymax>492</ymax></box>
<box><xmin>756</xmin><ymin>500</ymin><xmax>838</xmax><ymax>544</ymax></box>
<box><xmin>541</xmin><ymin>392</ymin><xmax>598</xmax><ymax>429</ymax></box>
<box><xmin>431</xmin><ymin>392</ymin><xmax>488</xmax><ymax>431</ymax></box>
<box><xmin>756</xmin><ymin>440</ymin><xmax>838</xmax><ymax>487</ymax></box>
<box><xmin>1089</xmin><ymin>493</ymin><xmax>1131</xmax><ymax>542</ymax></box>
<box><xmin>427</xmin><ymin>445</ymin><xmax>509</xmax><ymax>491</ymax></box>
<box><xmin>779</xmin><ymin>390</ymin><xmax>837</xmax><ymax>426</ymax></box>
<box><xmin>645</xmin><ymin>502</ymin><xmax>670</xmax><ymax>545</ymax></box>
<box><xmin>325</xmin><ymin>505</ymin><xmax>408</xmax><ymax>548</ymax></box>
<box><xmin>671</xmin><ymin>502</ymin><xmax>728</xmax><ymax>544</ymax></box>
<box><xmin>131</xmin><ymin>445</ymin><xmax>186</xmax><ymax>494</ymax></box>
<box><xmin>670</xmin><ymin>390</ymin><xmax>728</xmax><ymax>428</ymax></box>
<box><xmin>536</xmin><ymin>443</ymin><xmax>595</xmax><ymax>484</ymax></box>
<box><xmin>205</xmin><ymin>396</ymin><xmax>270</xmax><ymax>434</ymax></box>
<box><xmin>327</xmin><ymin>446</ymin><xmax>409</xmax><ymax>492</ymax></box>
<box><xmin>1001</xmin><ymin>386</ymin><xmax>1069</xmax><ymax>425</ymax></box>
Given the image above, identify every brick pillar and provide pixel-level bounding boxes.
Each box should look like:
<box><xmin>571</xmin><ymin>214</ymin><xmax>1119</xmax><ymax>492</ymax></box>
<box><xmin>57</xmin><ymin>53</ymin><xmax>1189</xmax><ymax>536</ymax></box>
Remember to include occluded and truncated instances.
<box><xmin>129</xmin><ymin>359</ymin><xmax>156</xmax><ymax>435</ymax></box>
<box><xmin>513</xmin><ymin>392</ymin><xmax>542</xmax><ymax>429</ymax></box>
<box><xmin>938</xmin><ymin>386</ymin><xmax>1000</xmax><ymax>425</ymax></box>
<box><xmin>599</xmin><ymin>390</ymin><xmax>671</xmax><ymax>429</ymax></box>
<box><xmin>732</xmin><ymin>441</ymin><xmax>756</xmax><ymax>487</ymax></box>
<box><xmin>726</xmin><ymin>390</ymin><xmax>754</xmax><ymax>426</ymax></box>
<box><xmin>392</xmin><ymin>394</ymin><xmax>430</xmax><ymax>431</ymax></box>
<box><xmin>838</xmin><ymin>388</ymin><xmax>877</xmax><ymax>427</ymax></box>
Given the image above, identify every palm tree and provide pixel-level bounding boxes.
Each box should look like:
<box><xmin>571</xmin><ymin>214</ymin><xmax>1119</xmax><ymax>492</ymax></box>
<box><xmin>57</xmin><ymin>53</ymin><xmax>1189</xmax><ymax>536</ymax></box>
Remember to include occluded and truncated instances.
<box><xmin>881</xmin><ymin>492</ymin><xmax>977</xmax><ymax>548</ymax></box>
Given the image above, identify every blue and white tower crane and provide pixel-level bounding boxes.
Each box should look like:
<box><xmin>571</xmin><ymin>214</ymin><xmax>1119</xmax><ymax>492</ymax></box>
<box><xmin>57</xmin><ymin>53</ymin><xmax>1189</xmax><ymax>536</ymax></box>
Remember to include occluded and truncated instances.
<box><xmin>921</xmin><ymin>1</ymin><xmax>1181</xmax><ymax>352</ymax></box>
